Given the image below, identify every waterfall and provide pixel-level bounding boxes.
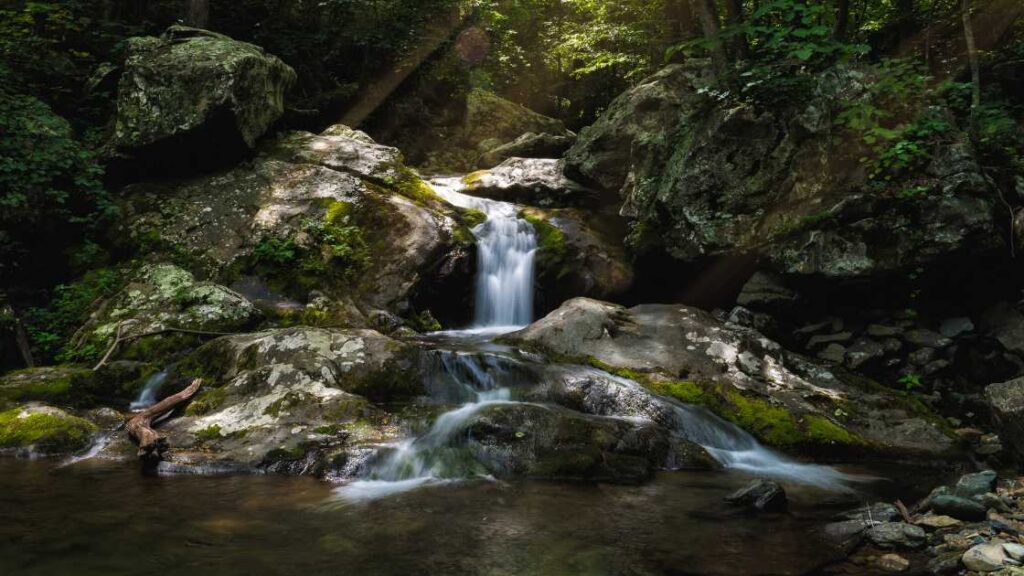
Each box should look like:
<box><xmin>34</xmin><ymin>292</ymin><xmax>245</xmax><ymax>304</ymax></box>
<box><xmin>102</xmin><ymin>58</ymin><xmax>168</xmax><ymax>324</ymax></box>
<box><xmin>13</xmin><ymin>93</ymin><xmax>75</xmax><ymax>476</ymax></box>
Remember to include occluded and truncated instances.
<box><xmin>129</xmin><ymin>368</ymin><xmax>169</xmax><ymax>411</ymax></box>
<box><xmin>429</xmin><ymin>177</ymin><xmax>537</xmax><ymax>330</ymax></box>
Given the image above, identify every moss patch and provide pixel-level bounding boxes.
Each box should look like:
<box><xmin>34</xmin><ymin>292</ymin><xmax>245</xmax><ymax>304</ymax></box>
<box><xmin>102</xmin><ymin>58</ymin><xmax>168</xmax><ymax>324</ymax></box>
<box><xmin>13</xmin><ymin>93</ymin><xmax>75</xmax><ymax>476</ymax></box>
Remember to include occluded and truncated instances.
<box><xmin>185</xmin><ymin>386</ymin><xmax>229</xmax><ymax>416</ymax></box>
<box><xmin>195</xmin><ymin>424</ymin><xmax>224</xmax><ymax>441</ymax></box>
<box><xmin>0</xmin><ymin>407</ymin><xmax>97</xmax><ymax>453</ymax></box>
<box><xmin>521</xmin><ymin>209</ymin><xmax>569</xmax><ymax>277</ymax></box>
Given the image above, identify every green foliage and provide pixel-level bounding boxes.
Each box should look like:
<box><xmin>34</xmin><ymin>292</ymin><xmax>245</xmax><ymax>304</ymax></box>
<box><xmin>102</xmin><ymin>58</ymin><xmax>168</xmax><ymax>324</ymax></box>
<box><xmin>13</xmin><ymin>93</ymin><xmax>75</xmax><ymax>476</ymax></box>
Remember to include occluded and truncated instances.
<box><xmin>195</xmin><ymin>424</ymin><xmax>224</xmax><ymax>441</ymax></box>
<box><xmin>0</xmin><ymin>88</ymin><xmax>116</xmax><ymax>285</ymax></box>
<box><xmin>251</xmin><ymin>237</ymin><xmax>299</xmax><ymax>268</ymax></box>
<box><xmin>23</xmin><ymin>268</ymin><xmax>123</xmax><ymax>363</ymax></box>
<box><xmin>898</xmin><ymin>373</ymin><xmax>922</xmax><ymax>392</ymax></box>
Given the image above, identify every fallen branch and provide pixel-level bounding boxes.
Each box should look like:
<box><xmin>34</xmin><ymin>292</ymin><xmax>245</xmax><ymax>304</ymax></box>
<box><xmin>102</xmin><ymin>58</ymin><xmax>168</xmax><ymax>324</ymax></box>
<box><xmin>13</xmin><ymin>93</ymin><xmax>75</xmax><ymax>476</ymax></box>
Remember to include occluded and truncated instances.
<box><xmin>92</xmin><ymin>322</ymin><xmax>240</xmax><ymax>371</ymax></box>
<box><xmin>895</xmin><ymin>499</ymin><xmax>913</xmax><ymax>523</ymax></box>
<box><xmin>126</xmin><ymin>378</ymin><xmax>202</xmax><ymax>465</ymax></box>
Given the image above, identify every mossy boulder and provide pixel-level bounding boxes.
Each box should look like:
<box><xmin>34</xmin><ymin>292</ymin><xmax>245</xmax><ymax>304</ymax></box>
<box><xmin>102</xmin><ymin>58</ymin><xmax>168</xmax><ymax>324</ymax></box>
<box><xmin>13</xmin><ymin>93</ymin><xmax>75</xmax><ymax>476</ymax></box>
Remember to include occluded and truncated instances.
<box><xmin>565</xmin><ymin>63</ymin><xmax>999</xmax><ymax>279</ymax></box>
<box><xmin>155</xmin><ymin>327</ymin><xmax>421</xmax><ymax>473</ymax></box>
<box><xmin>119</xmin><ymin>125</ymin><xmax>474</xmax><ymax>321</ymax></box>
<box><xmin>504</xmin><ymin>298</ymin><xmax>956</xmax><ymax>459</ymax></box>
<box><xmin>114</xmin><ymin>26</ymin><xmax>296</xmax><ymax>168</ymax></box>
<box><xmin>0</xmin><ymin>366</ymin><xmax>94</xmax><ymax>408</ymax></box>
<box><xmin>71</xmin><ymin>264</ymin><xmax>261</xmax><ymax>362</ymax></box>
<box><xmin>0</xmin><ymin>404</ymin><xmax>97</xmax><ymax>455</ymax></box>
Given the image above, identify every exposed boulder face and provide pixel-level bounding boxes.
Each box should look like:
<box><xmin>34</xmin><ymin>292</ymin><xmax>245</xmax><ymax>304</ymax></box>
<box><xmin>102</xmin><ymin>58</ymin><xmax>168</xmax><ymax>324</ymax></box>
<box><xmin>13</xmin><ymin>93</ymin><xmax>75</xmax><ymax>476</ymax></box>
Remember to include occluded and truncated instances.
<box><xmin>464</xmin><ymin>158</ymin><xmax>590</xmax><ymax>206</ymax></box>
<box><xmin>477</xmin><ymin>132</ymin><xmax>577</xmax><ymax>169</ymax></box>
<box><xmin>119</xmin><ymin>124</ymin><xmax>476</xmax><ymax>323</ymax></box>
<box><xmin>521</xmin><ymin>207</ymin><xmax>633</xmax><ymax>310</ymax></box>
<box><xmin>985</xmin><ymin>377</ymin><xmax>1024</xmax><ymax>461</ymax></box>
<box><xmin>565</xmin><ymin>63</ymin><xmax>1000</xmax><ymax>279</ymax></box>
<box><xmin>0</xmin><ymin>404</ymin><xmax>98</xmax><ymax>455</ymax></box>
<box><xmin>152</xmin><ymin>327</ymin><xmax>420</xmax><ymax>473</ymax></box>
<box><xmin>113</xmin><ymin>26</ymin><xmax>296</xmax><ymax>171</ymax></box>
<box><xmin>71</xmin><ymin>264</ymin><xmax>261</xmax><ymax>359</ymax></box>
<box><xmin>504</xmin><ymin>298</ymin><xmax>956</xmax><ymax>457</ymax></box>
<box><xmin>465</xmin><ymin>403</ymin><xmax>712</xmax><ymax>483</ymax></box>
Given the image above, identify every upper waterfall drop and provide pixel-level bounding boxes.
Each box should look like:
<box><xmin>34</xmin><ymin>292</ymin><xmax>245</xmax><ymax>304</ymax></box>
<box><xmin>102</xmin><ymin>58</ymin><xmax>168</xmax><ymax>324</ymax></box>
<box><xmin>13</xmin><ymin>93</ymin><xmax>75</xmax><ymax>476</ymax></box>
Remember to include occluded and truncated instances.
<box><xmin>430</xmin><ymin>177</ymin><xmax>537</xmax><ymax>330</ymax></box>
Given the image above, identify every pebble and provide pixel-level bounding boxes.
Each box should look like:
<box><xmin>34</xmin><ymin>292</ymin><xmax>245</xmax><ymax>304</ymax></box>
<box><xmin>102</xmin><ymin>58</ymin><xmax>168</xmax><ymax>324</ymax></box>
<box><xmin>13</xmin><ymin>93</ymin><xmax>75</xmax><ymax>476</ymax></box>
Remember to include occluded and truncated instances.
<box><xmin>916</xmin><ymin>514</ymin><xmax>962</xmax><ymax>529</ymax></box>
<box><xmin>877</xmin><ymin>553</ymin><xmax>910</xmax><ymax>572</ymax></box>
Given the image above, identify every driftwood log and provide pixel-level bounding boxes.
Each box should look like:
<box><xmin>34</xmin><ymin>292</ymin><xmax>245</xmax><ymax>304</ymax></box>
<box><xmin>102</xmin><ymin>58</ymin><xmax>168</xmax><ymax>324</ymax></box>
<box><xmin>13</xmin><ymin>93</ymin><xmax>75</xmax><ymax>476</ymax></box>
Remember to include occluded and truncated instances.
<box><xmin>126</xmin><ymin>378</ymin><xmax>202</xmax><ymax>464</ymax></box>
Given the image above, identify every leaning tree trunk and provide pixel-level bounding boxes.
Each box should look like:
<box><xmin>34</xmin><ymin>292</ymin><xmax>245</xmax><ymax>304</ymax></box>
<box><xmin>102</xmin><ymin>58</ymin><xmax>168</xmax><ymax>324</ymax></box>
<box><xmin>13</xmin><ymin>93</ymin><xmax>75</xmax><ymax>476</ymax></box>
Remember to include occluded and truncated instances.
<box><xmin>692</xmin><ymin>0</ymin><xmax>731</xmax><ymax>82</ymax></box>
<box><xmin>834</xmin><ymin>0</ymin><xmax>851</xmax><ymax>41</ymax></box>
<box><xmin>126</xmin><ymin>378</ymin><xmax>202</xmax><ymax>466</ymax></box>
<box><xmin>961</xmin><ymin>0</ymin><xmax>982</xmax><ymax>118</ymax></box>
<box><xmin>187</xmin><ymin>0</ymin><xmax>209</xmax><ymax>28</ymax></box>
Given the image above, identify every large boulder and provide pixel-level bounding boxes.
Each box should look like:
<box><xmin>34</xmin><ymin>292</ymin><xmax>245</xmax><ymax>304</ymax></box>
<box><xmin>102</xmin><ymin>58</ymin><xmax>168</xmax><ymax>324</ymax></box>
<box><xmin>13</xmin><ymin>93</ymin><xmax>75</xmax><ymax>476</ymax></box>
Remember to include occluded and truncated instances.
<box><xmin>118</xmin><ymin>124</ymin><xmax>477</xmax><ymax>323</ymax></box>
<box><xmin>985</xmin><ymin>377</ymin><xmax>1024</xmax><ymax>460</ymax></box>
<box><xmin>477</xmin><ymin>132</ymin><xmax>577</xmax><ymax>169</ymax></box>
<box><xmin>564</xmin><ymin>63</ymin><xmax>999</xmax><ymax>279</ymax></box>
<box><xmin>152</xmin><ymin>327</ymin><xmax>420</xmax><ymax>473</ymax></box>
<box><xmin>113</xmin><ymin>26</ymin><xmax>295</xmax><ymax>169</ymax></box>
<box><xmin>0</xmin><ymin>404</ymin><xmax>98</xmax><ymax>455</ymax></box>
<box><xmin>521</xmin><ymin>207</ymin><xmax>634</xmax><ymax>309</ymax></box>
<box><xmin>464</xmin><ymin>158</ymin><xmax>590</xmax><ymax>206</ymax></box>
<box><xmin>70</xmin><ymin>264</ymin><xmax>261</xmax><ymax>359</ymax></box>
<box><xmin>503</xmin><ymin>298</ymin><xmax>956</xmax><ymax>457</ymax></box>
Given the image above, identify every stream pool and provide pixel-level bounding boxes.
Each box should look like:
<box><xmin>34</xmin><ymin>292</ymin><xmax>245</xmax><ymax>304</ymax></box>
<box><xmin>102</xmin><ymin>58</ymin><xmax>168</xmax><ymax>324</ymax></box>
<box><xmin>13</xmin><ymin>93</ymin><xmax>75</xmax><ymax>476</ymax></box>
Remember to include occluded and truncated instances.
<box><xmin>0</xmin><ymin>458</ymin><xmax>936</xmax><ymax>576</ymax></box>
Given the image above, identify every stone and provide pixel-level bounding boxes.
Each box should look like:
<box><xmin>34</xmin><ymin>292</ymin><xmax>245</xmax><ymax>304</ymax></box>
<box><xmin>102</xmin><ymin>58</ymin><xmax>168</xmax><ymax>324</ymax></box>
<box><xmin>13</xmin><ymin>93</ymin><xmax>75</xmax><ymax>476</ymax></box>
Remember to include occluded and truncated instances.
<box><xmin>1005</xmin><ymin>543</ymin><xmax>1024</xmax><ymax>561</ymax></box>
<box><xmin>955</xmin><ymin>470</ymin><xmax>999</xmax><ymax>499</ymax></box>
<box><xmin>845</xmin><ymin>338</ymin><xmax>885</xmax><ymax>370</ymax></box>
<box><xmin>114</xmin><ymin>26</ymin><xmax>295</xmax><ymax>165</ymax></box>
<box><xmin>838</xmin><ymin>503</ymin><xmax>902</xmax><ymax>523</ymax></box>
<box><xmin>927</xmin><ymin>551</ymin><xmax>964</xmax><ymax>575</ymax></box>
<box><xmin>865</xmin><ymin>522</ymin><xmax>927</xmax><ymax>549</ymax></box>
<box><xmin>903</xmin><ymin>329</ymin><xmax>953</xmax><ymax>349</ymax></box>
<box><xmin>0</xmin><ymin>404</ymin><xmax>98</xmax><ymax>455</ymax></box>
<box><xmin>877</xmin><ymin>553</ymin><xmax>910</xmax><ymax>572</ymax></box>
<box><xmin>477</xmin><ymin>132</ymin><xmax>577</xmax><ymax>168</ymax></box>
<box><xmin>963</xmin><ymin>543</ymin><xmax>1009</xmax><ymax>572</ymax></box>
<box><xmin>736</xmin><ymin>271</ymin><xmax>797</xmax><ymax>310</ymax></box>
<box><xmin>915</xmin><ymin>514</ymin><xmax>962</xmax><ymax>529</ymax></box>
<box><xmin>724</xmin><ymin>479</ymin><xmax>788</xmax><ymax>512</ymax></box>
<box><xmin>818</xmin><ymin>343</ymin><xmax>848</xmax><ymax>364</ymax></box>
<box><xmin>941</xmin><ymin>317</ymin><xmax>975</xmax><ymax>338</ymax></box>
<box><xmin>986</xmin><ymin>378</ymin><xmax>1024</xmax><ymax>461</ymax></box>
<box><xmin>909</xmin><ymin>347</ymin><xmax>937</xmax><ymax>366</ymax></box>
<box><xmin>464</xmin><ymin>158</ymin><xmax>589</xmax><ymax>206</ymax></box>
<box><xmin>807</xmin><ymin>332</ymin><xmax>854</xmax><ymax>349</ymax></box>
<box><xmin>868</xmin><ymin>324</ymin><xmax>902</xmax><ymax>338</ymax></box>
<box><xmin>930</xmin><ymin>494</ymin><xmax>989</xmax><ymax>521</ymax></box>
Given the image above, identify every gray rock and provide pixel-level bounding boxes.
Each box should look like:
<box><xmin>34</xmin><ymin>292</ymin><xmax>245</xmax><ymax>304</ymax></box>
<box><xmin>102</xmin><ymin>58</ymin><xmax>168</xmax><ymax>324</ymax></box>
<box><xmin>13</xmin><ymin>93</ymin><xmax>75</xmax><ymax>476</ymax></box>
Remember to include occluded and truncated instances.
<box><xmin>882</xmin><ymin>338</ymin><xmax>903</xmax><ymax>354</ymax></box>
<box><xmin>823</xmin><ymin>519</ymin><xmax>874</xmax><ymax>552</ymax></box>
<box><xmin>986</xmin><ymin>377</ymin><xmax>1024</xmax><ymax>461</ymax></box>
<box><xmin>478</xmin><ymin>132</ymin><xmax>577</xmax><ymax>168</ymax></box>
<box><xmin>954</xmin><ymin>470</ymin><xmax>998</xmax><ymax>498</ymax></box>
<box><xmin>724</xmin><ymin>479</ymin><xmax>788</xmax><ymax>512</ymax></box>
<box><xmin>929</xmin><ymin>494</ymin><xmax>988</xmax><ymax>521</ymax></box>
<box><xmin>865</xmin><ymin>522</ymin><xmax>927</xmax><ymax>549</ymax></box>
<box><xmin>941</xmin><ymin>317</ymin><xmax>975</xmax><ymax>338</ymax></box>
<box><xmin>845</xmin><ymin>338</ymin><xmax>885</xmax><ymax>370</ymax></box>
<box><xmin>868</xmin><ymin>324</ymin><xmax>902</xmax><ymax>338</ymax></box>
<box><xmin>962</xmin><ymin>543</ymin><xmax>1009</xmax><ymax>572</ymax></box>
<box><xmin>903</xmin><ymin>329</ymin><xmax>953</xmax><ymax>349</ymax></box>
<box><xmin>837</xmin><ymin>502</ymin><xmax>902</xmax><ymax>523</ymax></box>
<box><xmin>927</xmin><ymin>551</ymin><xmax>963</xmax><ymax>576</ymax></box>
<box><xmin>464</xmin><ymin>158</ymin><xmax>589</xmax><ymax>206</ymax></box>
<box><xmin>736</xmin><ymin>271</ymin><xmax>797</xmax><ymax>309</ymax></box>
<box><xmin>909</xmin><ymin>347</ymin><xmax>938</xmax><ymax>366</ymax></box>
<box><xmin>807</xmin><ymin>332</ymin><xmax>854</xmax><ymax>349</ymax></box>
<box><xmin>114</xmin><ymin>26</ymin><xmax>295</xmax><ymax>153</ymax></box>
<box><xmin>818</xmin><ymin>343</ymin><xmax>848</xmax><ymax>364</ymax></box>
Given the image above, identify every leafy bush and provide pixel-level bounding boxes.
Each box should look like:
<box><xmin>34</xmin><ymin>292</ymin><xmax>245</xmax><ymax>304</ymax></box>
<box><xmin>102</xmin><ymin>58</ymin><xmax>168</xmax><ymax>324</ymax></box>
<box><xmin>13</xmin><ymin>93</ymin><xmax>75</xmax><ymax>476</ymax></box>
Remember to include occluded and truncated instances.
<box><xmin>0</xmin><ymin>88</ymin><xmax>116</xmax><ymax>287</ymax></box>
<box><xmin>23</xmin><ymin>267</ymin><xmax>123</xmax><ymax>362</ymax></box>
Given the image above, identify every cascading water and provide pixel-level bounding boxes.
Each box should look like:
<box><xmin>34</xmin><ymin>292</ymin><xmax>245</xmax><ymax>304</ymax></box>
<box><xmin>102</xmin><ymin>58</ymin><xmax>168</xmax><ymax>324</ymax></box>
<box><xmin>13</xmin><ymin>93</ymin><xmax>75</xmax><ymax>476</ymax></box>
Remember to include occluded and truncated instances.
<box><xmin>130</xmin><ymin>368</ymin><xmax>169</xmax><ymax>411</ymax></box>
<box><xmin>429</xmin><ymin>177</ymin><xmax>536</xmax><ymax>330</ymax></box>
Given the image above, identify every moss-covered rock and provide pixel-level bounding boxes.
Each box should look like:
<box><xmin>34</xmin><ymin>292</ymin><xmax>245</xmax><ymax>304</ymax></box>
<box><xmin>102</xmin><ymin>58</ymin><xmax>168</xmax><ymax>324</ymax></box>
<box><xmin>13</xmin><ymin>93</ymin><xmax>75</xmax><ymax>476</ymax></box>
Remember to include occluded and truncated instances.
<box><xmin>0</xmin><ymin>405</ymin><xmax>97</xmax><ymax>455</ymax></box>
<box><xmin>114</xmin><ymin>26</ymin><xmax>296</xmax><ymax>154</ymax></box>
<box><xmin>0</xmin><ymin>366</ymin><xmax>93</xmax><ymax>408</ymax></box>
<box><xmin>505</xmin><ymin>298</ymin><xmax>956</xmax><ymax>459</ymax></box>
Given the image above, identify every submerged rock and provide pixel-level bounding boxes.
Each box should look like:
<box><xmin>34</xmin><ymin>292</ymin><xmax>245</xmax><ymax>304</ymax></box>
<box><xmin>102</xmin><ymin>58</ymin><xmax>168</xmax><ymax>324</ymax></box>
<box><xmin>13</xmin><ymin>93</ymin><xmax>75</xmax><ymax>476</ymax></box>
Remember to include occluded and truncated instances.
<box><xmin>865</xmin><ymin>522</ymin><xmax>927</xmax><ymax>549</ymax></box>
<box><xmin>724</xmin><ymin>479</ymin><xmax>788</xmax><ymax>512</ymax></box>
<box><xmin>114</xmin><ymin>26</ymin><xmax>295</xmax><ymax>168</ymax></box>
<box><xmin>465</xmin><ymin>403</ymin><xmax>713</xmax><ymax>483</ymax></box>
<box><xmin>504</xmin><ymin>297</ymin><xmax>956</xmax><ymax>457</ymax></box>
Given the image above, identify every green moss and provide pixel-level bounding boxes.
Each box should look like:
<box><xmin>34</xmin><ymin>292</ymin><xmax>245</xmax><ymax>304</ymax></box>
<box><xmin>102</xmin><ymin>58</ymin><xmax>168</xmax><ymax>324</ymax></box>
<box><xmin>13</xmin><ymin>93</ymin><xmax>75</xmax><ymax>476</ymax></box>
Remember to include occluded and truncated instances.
<box><xmin>185</xmin><ymin>386</ymin><xmax>229</xmax><ymax>416</ymax></box>
<box><xmin>195</xmin><ymin>424</ymin><xmax>223</xmax><ymax>441</ymax></box>
<box><xmin>264</xmin><ymin>445</ymin><xmax>307</xmax><ymax>462</ymax></box>
<box><xmin>388</xmin><ymin>167</ymin><xmax>442</xmax><ymax>205</ymax></box>
<box><xmin>462</xmin><ymin>170</ymin><xmax>488</xmax><ymax>186</ymax></box>
<box><xmin>408</xmin><ymin>310</ymin><xmax>442</xmax><ymax>333</ymax></box>
<box><xmin>521</xmin><ymin>210</ymin><xmax>568</xmax><ymax>276</ymax></box>
<box><xmin>461</xmin><ymin>208</ymin><xmax>487</xmax><ymax>228</ymax></box>
<box><xmin>0</xmin><ymin>407</ymin><xmax>97</xmax><ymax>453</ymax></box>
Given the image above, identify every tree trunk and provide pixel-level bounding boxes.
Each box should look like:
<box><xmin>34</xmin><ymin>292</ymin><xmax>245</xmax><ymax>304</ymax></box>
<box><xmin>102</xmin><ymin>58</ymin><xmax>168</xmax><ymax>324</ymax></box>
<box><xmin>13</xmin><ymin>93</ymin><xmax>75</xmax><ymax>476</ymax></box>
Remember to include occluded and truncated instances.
<box><xmin>692</xmin><ymin>0</ymin><xmax>730</xmax><ymax>81</ymax></box>
<box><xmin>126</xmin><ymin>378</ymin><xmax>202</xmax><ymax>466</ymax></box>
<box><xmin>665</xmin><ymin>0</ymin><xmax>698</xmax><ymax>45</ymax></box>
<box><xmin>187</xmin><ymin>0</ymin><xmax>209</xmax><ymax>28</ymax></box>
<box><xmin>961</xmin><ymin>0</ymin><xmax>981</xmax><ymax>117</ymax></box>
<box><xmin>2</xmin><ymin>305</ymin><xmax>34</xmax><ymax>368</ymax></box>
<box><xmin>723</xmin><ymin>0</ymin><xmax>749</xmax><ymax>59</ymax></box>
<box><xmin>834</xmin><ymin>0</ymin><xmax>851</xmax><ymax>41</ymax></box>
